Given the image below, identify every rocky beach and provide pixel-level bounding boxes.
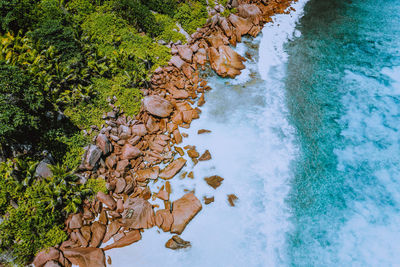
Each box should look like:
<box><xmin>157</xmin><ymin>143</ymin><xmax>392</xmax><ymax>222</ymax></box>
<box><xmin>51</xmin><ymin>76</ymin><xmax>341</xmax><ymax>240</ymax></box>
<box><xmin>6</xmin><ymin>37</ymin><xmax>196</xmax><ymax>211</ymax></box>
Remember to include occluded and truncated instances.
<box><xmin>31</xmin><ymin>1</ymin><xmax>300</xmax><ymax>266</ymax></box>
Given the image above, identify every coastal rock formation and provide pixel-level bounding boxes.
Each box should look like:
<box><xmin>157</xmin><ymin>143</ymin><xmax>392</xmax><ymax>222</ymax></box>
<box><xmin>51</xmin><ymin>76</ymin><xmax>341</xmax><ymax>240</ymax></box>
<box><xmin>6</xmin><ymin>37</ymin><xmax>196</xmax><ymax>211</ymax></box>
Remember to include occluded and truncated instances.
<box><xmin>165</xmin><ymin>235</ymin><xmax>191</xmax><ymax>250</ymax></box>
<box><xmin>62</xmin><ymin>247</ymin><xmax>106</xmax><ymax>267</ymax></box>
<box><xmin>96</xmin><ymin>192</ymin><xmax>116</xmax><ymax>210</ymax></box>
<box><xmin>159</xmin><ymin>158</ymin><xmax>187</xmax><ymax>179</ymax></box>
<box><xmin>155</xmin><ymin>209</ymin><xmax>174</xmax><ymax>232</ymax></box>
<box><xmin>33</xmin><ymin>247</ymin><xmax>60</xmax><ymax>267</ymax></box>
<box><xmin>208</xmin><ymin>45</ymin><xmax>246</xmax><ymax>78</ymax></box>
<box><xmin>143</xmin><ymin>95</ymin><xmax>173</xmax><ymax>118</ymax></box>
<box><xmin>171</xmin><ymin>192</ymin><xmax>202</xmax><ymax>234</ymax></box>
<box><xmin>103</xmin><ymin>230</ymin><xmax>141</xmax><ymax>251</ymax></box>
<box><xmin>120</xmin><ymin>197</ymin><xmax>155</xmax><ymax>229</ymax></box>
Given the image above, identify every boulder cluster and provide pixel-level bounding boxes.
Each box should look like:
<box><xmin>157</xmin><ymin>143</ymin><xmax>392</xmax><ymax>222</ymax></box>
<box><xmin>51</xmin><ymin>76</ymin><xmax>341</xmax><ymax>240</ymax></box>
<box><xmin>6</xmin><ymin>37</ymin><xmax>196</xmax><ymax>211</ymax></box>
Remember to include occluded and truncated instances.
<box><xmin>33</xmin><ymin>0</ymin><xmax>296</xmax><ymax>266</ymax></box>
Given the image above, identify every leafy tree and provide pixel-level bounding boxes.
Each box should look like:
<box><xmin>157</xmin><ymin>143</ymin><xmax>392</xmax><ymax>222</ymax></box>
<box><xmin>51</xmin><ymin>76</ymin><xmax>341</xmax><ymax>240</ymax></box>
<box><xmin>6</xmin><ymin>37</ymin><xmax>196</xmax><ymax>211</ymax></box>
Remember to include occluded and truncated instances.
<box><xmin>0</xmin><ymin>0</ymin><xmax>39</xmax><ymax>33</ymax></box>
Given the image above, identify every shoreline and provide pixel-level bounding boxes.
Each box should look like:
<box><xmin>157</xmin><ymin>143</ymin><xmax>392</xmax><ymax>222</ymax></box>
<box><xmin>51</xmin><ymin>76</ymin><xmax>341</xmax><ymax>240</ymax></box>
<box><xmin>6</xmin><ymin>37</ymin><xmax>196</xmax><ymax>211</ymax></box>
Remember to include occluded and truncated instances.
<box><xmin>33</xmin><ymin>1</ymin><xmax>300</xmax><ymax>266</ymax></box>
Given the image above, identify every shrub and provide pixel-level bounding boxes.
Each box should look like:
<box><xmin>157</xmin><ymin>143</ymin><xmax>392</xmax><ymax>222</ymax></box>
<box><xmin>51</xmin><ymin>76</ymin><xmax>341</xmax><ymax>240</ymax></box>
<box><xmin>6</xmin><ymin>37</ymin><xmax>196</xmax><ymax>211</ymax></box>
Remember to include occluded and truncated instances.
<box><xmin>174</xmin><ymin>1</ymin><xmax>208</xmax><ymax>34</ymax></box>
<box><xmin>0</xmin><ymin>0</ymin><xmax>39</xmax><ymax>33</ymax></box>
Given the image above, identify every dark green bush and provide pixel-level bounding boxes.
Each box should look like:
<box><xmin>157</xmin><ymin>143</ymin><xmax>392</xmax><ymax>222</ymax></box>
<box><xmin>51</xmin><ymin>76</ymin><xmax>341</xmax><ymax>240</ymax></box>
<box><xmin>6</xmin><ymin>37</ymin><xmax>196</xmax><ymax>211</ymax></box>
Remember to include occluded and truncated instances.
<box><xmin>0</xmin><ymin>0</ymin><xmax>39</xmax><ymax>33</ymax></box>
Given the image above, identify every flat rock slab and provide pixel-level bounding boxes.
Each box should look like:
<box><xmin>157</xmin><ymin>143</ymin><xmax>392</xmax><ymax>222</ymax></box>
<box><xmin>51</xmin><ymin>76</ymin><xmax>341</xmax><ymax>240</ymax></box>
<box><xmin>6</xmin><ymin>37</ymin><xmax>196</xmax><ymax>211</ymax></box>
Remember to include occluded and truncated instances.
<box><xmin>143</xmin><ymin>95</ymin><xmax>173</xmax><ymax>118</ymax></box>
<box><xmin>171</xmin><ymin>192</ymin><xmax>202</xmax><ymax>234</ymax></box>
<box><xmin>120</xmin><ymin>197</ymin><xmax>155</xmax><ymax>229</ymax></box>
<box><xmin>165</xmin><ymin>235</ymin><xmax>191</xmax><ymax>250</ymax></box>
<box><xmin>103</xmin><ymin>230</ymin><xmax>141</xmax><ymax>251</ymax></box>
<box><xmin>62</xmin><ymin>247</ymin><xmax>106</xmax><ymax>267</ymax></box>
<box><xmin>159</xmin><ymin>158</ymin><xmax>187</xmax><ymax>180</ymax></box>
<box><xmin>204</xmin><ymin>175</ymin><xmax>224</xmax><ymax>189</ymax></box>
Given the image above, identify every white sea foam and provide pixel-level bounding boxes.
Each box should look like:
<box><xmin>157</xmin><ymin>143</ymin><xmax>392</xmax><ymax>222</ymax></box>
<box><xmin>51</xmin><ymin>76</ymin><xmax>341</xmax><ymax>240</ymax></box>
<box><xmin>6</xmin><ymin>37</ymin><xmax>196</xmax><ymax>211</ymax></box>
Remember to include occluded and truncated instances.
<box><xmin>105</xmin><ymin>2</ymin><xmax>308</xmax><ymax>266</ymax></box>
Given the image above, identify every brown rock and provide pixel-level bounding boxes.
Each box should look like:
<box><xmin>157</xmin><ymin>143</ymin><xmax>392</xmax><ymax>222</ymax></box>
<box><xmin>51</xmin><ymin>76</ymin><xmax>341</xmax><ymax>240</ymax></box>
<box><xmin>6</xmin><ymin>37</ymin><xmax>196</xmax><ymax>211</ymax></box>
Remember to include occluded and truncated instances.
<box><xmin>170</xmin><ymin>55</ymin><xmax>185</xmax><ymax>69</ymax></box>
<box><xmin>116</xmin><ymin>159</ymin><xmax>129</xmax><ymax>172</ymax></box>
<box><xmin>89</xmin><ymin>221</ymin><xmax>106</xmax><ymax>247</ymax></box>
<box><xmin>187</xmin><ymin>171</ymin><xmax>194</xmax><ymax>179</ymax></box>
<box><xmin>33</xmin><ymin>247</ymin><xmax>60</xmax><ymax>267</ymax></box>
<box><xmin>159</xmin><ymin>158</ymin><xmax>187</xmax><ymax>180</ymax></box>
<box><xmin>187</xmin><ymin>148</ymin><xmax>199</xmax><ymax>158</ymax></box>
<box><xmin>157</xmin><ymin>190</ymin><xmax>169</xmax><ymax>201</ymax></box>
<box><xmin>227</xmin><ymin>194</ymin><xmax>238</xmax><ymax>207</ymax></box>
<box><xmin>115</xmin><ymin>178</ymin><xmax>126</xmax><ymax>194</ymax></box>
<box><xmin>103</xmin><ymin>230</ymin><xmax>141</xmax><ymax>251</ymax></box>
<box><xmin>198</xmin><ymin>129</ymin><xmax>211</xmax><ymax>134</ymax></box>
<box><xmin>120</xmin><ymin>197</ymin><xmax>155</xmax><ymax>229</ymax></box>
<box><xmin>96</xmin><ymin>134</ymin><xmax>112</xmax><ymax>155</ymax></box>
<box><xmin>105</xmin><ymin>154</ymin><xmax>117</xmax><ymax>169</ymax></box>
<box><xmin>80</xmin><ymin>226</ymin><xmax>91</xmax><ymax>243</ymax></box>
<box><xmin>177</xmin><ymin>45</ymin><xmax>193</xmax><ymax>63</ymax></box>
<box><xmin>171</xmin><ymin>192</ymin><xmax>202</xmax><ymax>234</ymax></box>
<box><xmin>219</xmin><ymin>16</ymin><xmax>232</xmax><ymax>37</ymax></box>
<box><xmin>208</xmin><ymin>45</ymin><xmax>245</xmax><ymax>78</ymax></box>
<box><xmin>116</xmin><ymin>198</ymin><xmax>124</xmax><ymax>213</ymax></box>
<box><xmin>165</xmin><ymin>235</ymin><xmax>191</xmax><ymax>250</ymax></box>
<box><xmin>133</xmin><ymin>166</ymin><xmax>160</xmax><ymax>182</ymax></box>
<box><xmin>62</xmin><ymin>247</ymin><xmax>105</xmax><ymax>267</ymax></box>
<box><xmin>69</xmin><ymin>214</ymin><xmax>83</xmax><ymax>229</ymax></box>
<box><xmin>204</xmin><ymin>175</ymin><xmax>224</xmax><ymax>189</ymax></box>
<box><xmin>193</xmin><ymin>48</ymin><xmax>207</xmax><ymax>65</ymax></box>
<box><xmin>173</xmin><ymin>129</ymin><xmax>182</xmax><ymax>144</ymax></box>
<box><xmin>80</xmin><ymin>145</ymin><xmax>102</xmax><ymax>171</ymax></box>
<box><xmin>155</xmin><ymin>209</ymin><xmax>174</xmax><ymax>232</ymax></box>
<box><xmin>175</xmin><ymin>146</ymin><xmax>184</xmax><ymax>156</ymax></box>
<box><xmin>96</xmin><ymin>192</ymin><xmax>116</xmax><ymax>210</ymax></box>
<box><xmin>103</xmin><ymin>220</ymin><xmax>120</xmax><ymax>243</ymax></box>
<box><xmin>199</xmin><ymin>150</ymin><xmax>211</xmax><ymax>161</ymax></box>
<box><xmin>99</xmin><ymin>210</ymin><xmax>108</xmax><ymax>225</ymax></box>
<box><xmin>167</xmin><ymin>86</ymin><xmax>190</xmax><ymax>99</ymax></box>
<box><xmin>203</xmin><ymin>196</ymin><xmax>214</xmax><ymax>205</ymax></box>
<box><xmin>107</xmin><ymin>256</ymin><xmax>112</xmax><ymax>265</ymax></box>
<box><xmin>121</xmin><ymin>144</ymin><xmax>141</xmax><ymax>160</ymax></box>
<box><xmin>237</xmin><ymin>4</ymin><xmax>262</xmax><ymax>25</ymax></box>
<box><xmin>131</xmin><ymin>124</ymin><xmax>147</xmax><ymax>136</ymax></box>
<box><xmin>75</xmin><ymin>230</ymin><xmax>88</xmax><ymax>247</ymax></box>
<box><xmin>228</xmin><ymin>14</ymin><xmax>253</xmax><ymax>36</ymax></box>
<box><xmin>143</xmin><ymin>95</ymin><xmax>173</xmax><ymax>118</ymax></box>
<box><xmin>44</xmin><ymin>260</ymin><xmax>61</xmax><ymax>267</ymax></box>
<box><xmin>198</xmin><ymin>93</ymin><xmax>205</xmax><ymax>106</ymax></box>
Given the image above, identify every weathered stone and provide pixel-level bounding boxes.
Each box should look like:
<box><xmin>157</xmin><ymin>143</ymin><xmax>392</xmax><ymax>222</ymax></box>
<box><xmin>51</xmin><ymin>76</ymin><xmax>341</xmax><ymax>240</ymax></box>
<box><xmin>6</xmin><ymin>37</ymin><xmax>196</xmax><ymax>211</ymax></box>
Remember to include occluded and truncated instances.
<box><xmin>114</xmin><ymin>178</ymin><xmax>126</xmax><ymax>194</ymax></box>
<box><xmin>143</xmin><ymin>95</ymin><xmax>173</xmax><ymax>118</ymax></box>
<box><xmin>120</xmin><ymin>197</ymin><xmax>155</xmax><ymax>229</ymax></box>
<box><xmin>208</xmin><ymin>45</ymin><xmax>245</xmax><ymax>78</ymax></box>
<box><xmin>159</xmin><ymin>158</ymin><xmax>187</xmax><ymax>180</ymax></box>
<box><xmin>171</xmin><ymin>192</ymin><xmax>202</xmax><ymax>234</ymax></box>
<box><xmin>62</xmin><ymin>247</ymin><xmax>105</xmax><ymax>267</ymax></box>
<box><xmin>198</xmin><ymin>129</ymin><xmax>211</xmax><ymax>134</ymax></box>
<box><xmin>227</xmin><ymin>194</ymin><xmax>238</xmax><ymax>207</ymax></box>
<box><xmin>193</xmin><ymin>48</ymin><xmax>207</xmax><ymax>65</ymax></box>
<box><xmin>103</xmin><ymin>230</ymin><xmax>141</xmax><ymax>251</ymax></box>
<box><xmin>165</xmin><ymin>235</ymin><xmax>191</xmax><ymax>250</ymax></box>
<box><xmin>35</xmin><ymin>160</ymin><xmax>53</xmax><ymax>178</ymax></box>
<box><xmin>133</xmin><ymin>166</ymin><xmax>160</xmax><ymax>182</ymax></box>
<box><xmin>168</xmin><ymin>86</ymin><xmax>190</xmax><ymax>99</ymax></box>
<box><xmin>170</xmin><ymin>55</ymin><xmax>185</xmax><ymax>69</ymax></box>
<box><xmin>80</xmin><ymin>145</ymin><xmax>102</xmax><ymax>170</ymax></box>
<box><xmin>75</xmin><ymin>230</ymin><xmax>88</xmax><ymax>247</ymax></box>
<box><xmin>177</xmin><ymin>45</ymin><xmax>193</xmax><ymax>63</ymax></box>
<box><xmin>155</xmin><ymin>209</ymin><xmax>174</xmax><ymax>232</ymax></box>
<box><xmin>105</xmin><ymin>154</ymin><xmax>117</xmax><ymax>169</ymax></box>
<box><xmin>131</xmin><ymin>124</ymin><xmax>147</xmax><ymax>136</ymax></box>
<box><xmin>116</xmin><ymin>198</ymin><xmax>124</xmax><ymax>213</ymax></box>
<box><xmin>80</xmin><ymin>226</ymin><xmax>91</xmax><ymax>243</ymax></box>
<box><xmin>204</xmin><ymin>175</ymin><xmax>224</xmax><ymax>189</ymax></box>
<box><xmin>187</xmin><ymin>148</ymin><xmax>199</xmax><ymax>158</ymax></box>
<box><xmin>121</xmin><ymin>144</ymin><xmax>141</xmax><ymax>160</ymax></box>
<box><xmin>116</xmin><ymin>159</ymin><xmax>129</xmax><ymax>172</ymax></box>
<box><xmin>203</xmin><ymin>196</ymin><xmax>214</xmax><ymax>205</ymax></box>
<box><xmin>157</xmin><ymin>190</ymin><xmax>169</xmax><ymax>201</ymax></box>
<box><xmin>96</xmin><ymin>134</ymin><xmax>112</xmax><ymax>155</ymax></box>
<box><xmin>199</xmin><ymin>150</ymin><xmax>211</xmax><ymax>161</ymax></box>
<box><xmin>33</xmin><ymin>247</ymin><xmax>60</xmax><ymax>267</ymax></box>
<box><xmin>173</xmin><ymin>129</ymin><xmax>182</xmax><ymax>144</ymax></box>
<box><xmin>43</xmin><ymin>260</ymin><xmax>61</xmax><ymax>267</ymax></box>
<box><xmin>69</xmin><ymin>214</ymin><xmax>83</xmax><ymax>229</ymax></box>
<box><xmin>96</xmin><ymin>192</ymin><xmax>116</xmax><ymax>210</ymax></box>
<box><xmin>237</xmin><ymin>4</ymin><xmax>262</xmax><ymax>25</ymax></box>
<box><xmin>89</xmin><ymin>221</ymin><xmax>106</xmax><ymax>248</ymax></box>
<box><xmin>103</xmin><ymin>220</ymin><xmax>120</xmax><ymax>243</ymax></box>
<box><xmin>228</xmin><ymin>14</ymin><xmax>253</xmax><ymax>36</ymax></box>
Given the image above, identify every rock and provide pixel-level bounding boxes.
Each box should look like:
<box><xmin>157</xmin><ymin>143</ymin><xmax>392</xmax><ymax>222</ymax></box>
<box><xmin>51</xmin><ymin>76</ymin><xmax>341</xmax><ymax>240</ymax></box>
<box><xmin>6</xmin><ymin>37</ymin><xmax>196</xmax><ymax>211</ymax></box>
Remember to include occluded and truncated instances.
<box><xmin>173</xmin><ymin>129</ymin><xmax>182</xmax><ymax>144</ymax></box>
<box><xmin>155</xmin><ymin>209</ymin><xmax>174</xmax><ymax>232</ymax></box>
<box><xmin>237</xmin><ymin>4</ymin><xmax>262</xmax><ymax>25</ymax></box>
<box><xmin>35</xmin><ymin>160</ymin><xmax>53</xmax><ymax>178</ymax></box>
<box><xmin>96</xmin><ymin>192</ymin><xmax>116</xmax><ymax>210</ymax></box>
<box><xmin>118</xmin><ymin>125</ymin><xmax>132</xmax><ymax>140</ymax></box>
<box><xmin>175</xmin><ymin>146</ymin><xmax>184</xmax><ymax>156</ymax></box>
<box><xmin>204</xmin><ymin>175</ymin><xmax>224</xmax><ymax>189</ymax></box>
<box><xmin>80</xmin><ymin>145</ymin><xmax>102</xmax><ymax>170</ymax></box>
<box><xmin>89</xmin><ymin>221</ymin><xmax>106</xmax><ymax>247</ymax></box>
<box><xmin>187</xmin><ymin>148</ymin><xmax>199</xmax><ymax>158</ymax></box>
<box><xmin>187</xmin><ymin>171</ymin><xmax>194</xmax><ymax>179</ymax></box>
<box><xmin>116</xmin><ymin>159</ymin><xmax>129</xmax><ymax>172</ymax></box>
<box><xmin>133</xmin><ymin>166</ymin><xmax>160</xmax><ymax>182</ymax></box>
<box><xmin>208</xmin><ymin>45</ymin><xmax>245</xmax><ymax>78</ymax></box>
<box><xmin>62</xmin><ymin>247</ymin><xmax>105</xmax><ymax>267</ymax></box>
<box><xmin>121</xmin><ymin>144</ymin><xmax>141</xmax><ymax>160</ymax></box>
<box><xmin>206</xmin><ymin>33</ymin><xmax>229</xmax><ymax>48</ymax></box>
<box><xmin>99</xmin><ymin>210</ymin><xmax>108</xmax><ymax>225</ymax></box>
<box><xmin>167</xmin><ymin>86</ymin><xmax>190</xmax><ymax>99</ymax></box>
<box><xmin>107</xmin><ymin>256</ymin><xmax>112</xmax><ymax>265</ymax></box>
<box><xmin>69</xmin><ymin>214</ymin><xmax>83</xmax><ymax>229</ymax></box>
<box><xmin>159</xmin><ymin>158</ymin><xmax>187</xmax><ymax>180</ymax></box>
<box><xmin>171</xmin><ymin>192</ymin><xmax>202</xmax><ymax>234</ymax></box>
<box><xmin>114</xmin><ymin>178</ymin><xmax>126</xmax><ymax>194</ymax></box>
<box><xmin>96</xmin><ymin>134</ymin><xmax>112</xmax><ymax>155</ymax></box>
<box><xmin>199</xmin><ymin>150</ymin><xmax>212</xmax><ymax>161</ymax></box>
<box><xmin>170</xmin><ymin>55</ymin><xmax>186</xmax><ymax>69</ymax></box>
<box><xmin>143</xmin><ymin>95</ymin><xmax>173</xmax><ymax>118</ymax></box>
<box><xmin>33</xmin><ymin>247</ymin><xmax>60</xmax><ymax>267</ymax></box>
<box><xmin>116</xmin><ymin>199</ymin><xmax>124</xmax><ymax>213</ymax></box>
<box><xmin>203</xmin><ymin>196</ymin><xmax>214</xmax><ymax>205</ymax></box>
<box><xmin>198</xmin><ymin>93</ymin><xmax>205</xmax><ymax>106</ymax></box>
<box><xmin>227</xmin><ymin>194</ymin><xmax>238</xmax><ymax>206</ymax></box>
<box><xmin>177</xmin><ymin>45</ymin><xmax>193</xmax><ymax>62</ymax></box>
<box><xmin>81</xmin><ymin>226</ymin><xmax>91</xmax><ymax>243</ymax></box>
<box><xmin>105</xmin><ymin>154</ymin><xmax>117</xmax><ymax>169</ymax></box>
<box><xmin>157</xmin><ymin>190</ymin><xmax>169</xmax><ymax>201</ymax></box>
<box><xmin>131</xmin><ymin>124</ymin><xmax>147</xmax><ymax>136</ymax></box>
<box><xmin>165</xmin><ymin>235</ymin><xmax>191</xmax><ymax>250</ymax></box>
<box><xmin>83</xmin><ymin>207</ymin><xmax>94</xmax><ymax>221</ymax></box>
<box><xmin>120</xmin><ymin>197</ymin><xmax>155</xmax><ymax>229</ymax></box>
<box><xmin>219</xmin><ymin>16</ymin><xmax>232</xmax><ymax>37</ymax></box>
<box><xmin>75</xmin><ymin>230</ymin><xmax>88</xmax><ymax>247</ymax></box>
<box><xmin>193</xmin><ymin>48</ymin><xmax>207</xmax><ymax>65</ymax></box>
<box><xmin>228</xmin><ymin>14</ymin><xmax>253</xmax><ymax>36</ymax></box>
<box><xmin>103</xmin><ymin>230</ymin><xmax>141</xmax><ymax>251</ymax></box>
<box><xmin>44</xmin><ymin>260</ymin><xmax>61</xmax><ymax>267</ymax></box>
<box><xmin>198</xmin><ymin>129</ymin><xmax>211</xmax><ymax>134</ymax></box>
<box><xmin>103</xmin><ymin>220</ymin><xmax>120</xmax><ymax>243</ymax></box>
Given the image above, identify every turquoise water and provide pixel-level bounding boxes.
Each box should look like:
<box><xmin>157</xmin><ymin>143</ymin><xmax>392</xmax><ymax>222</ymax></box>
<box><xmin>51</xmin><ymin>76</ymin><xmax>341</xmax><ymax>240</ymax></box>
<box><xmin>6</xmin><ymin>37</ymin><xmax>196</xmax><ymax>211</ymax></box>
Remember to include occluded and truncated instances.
<box><xmin>285</xmin><ymin>0</ymin><xmax>400</xmax><ymax>265</ymax></box>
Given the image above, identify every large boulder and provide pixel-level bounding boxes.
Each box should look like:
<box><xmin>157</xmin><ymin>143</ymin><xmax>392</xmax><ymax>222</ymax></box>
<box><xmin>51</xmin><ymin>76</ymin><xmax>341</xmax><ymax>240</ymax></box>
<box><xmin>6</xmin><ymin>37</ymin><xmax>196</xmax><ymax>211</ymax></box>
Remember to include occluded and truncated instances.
<box><xmin>120</xmin><ymin>197</ymin><xmax>155</xmax><ymax>229</ymax></box>
<box><xmin>208</xmin><ymin>45</ymin><xmax>245</xmax><ymax>78</ymax></box>
<box><xmin>237</xmin><ymin>4</ymin><xmax>262</xmax><ymax>25</ymax></box>
<box><xmin>177</xmin><ymin>45</ymin><xmax>193</xmax><ymax>63</ymax></box>
<box><xmin>80</xmin><ymin>145</ymin><xmax>102</xmax><ymax>170</ymax></box>
<box><xmin>62</xmin><ymin>247</ymin><xmax>106</xmax><ymax>267</ymax></box>
<box><xmin>228</xmin><ymin>14</ymin><xmax>253</xmax><ymax>36</ymax></box>
<box><xmin>120</xmin><ymin>144</ymin><xmax>141</xmax><ymax>160</ymax></box>
<box><xmin>171</xmin><ymin>192</ymin><xmax>202</xmax><ymax>234</ymax></box>
<box><xmin>159</xmin><ymin>158</ymin><xmax>187</xmax><ymax>180</ymax></box>
<box><xmin>33</xmin><ymin>247</ymin><xmax>60</xmax><ymax>267</ymax></box>
<box><xmin>143</xmin><ymin>95</ymin><xmax>173</xmax><ymax>118</ymax></box>
<box><xmin>103</xmin><ymin>230</ymin><xmax>141</xmax><ymax>251</ymax></box>
<box><xmin>170</xmin><ymin>55</ymin><xmax>185</xmax><ymax>69</ymax></box>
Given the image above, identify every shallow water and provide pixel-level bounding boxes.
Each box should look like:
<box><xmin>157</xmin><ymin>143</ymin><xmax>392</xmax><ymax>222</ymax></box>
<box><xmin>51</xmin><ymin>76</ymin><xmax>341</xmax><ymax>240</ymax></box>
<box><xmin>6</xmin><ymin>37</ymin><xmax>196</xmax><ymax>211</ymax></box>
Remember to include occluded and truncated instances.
<box><xmin>106</xmin><ymin>0</ymin><xmax>400</xmax><ymax>265</ymax></box>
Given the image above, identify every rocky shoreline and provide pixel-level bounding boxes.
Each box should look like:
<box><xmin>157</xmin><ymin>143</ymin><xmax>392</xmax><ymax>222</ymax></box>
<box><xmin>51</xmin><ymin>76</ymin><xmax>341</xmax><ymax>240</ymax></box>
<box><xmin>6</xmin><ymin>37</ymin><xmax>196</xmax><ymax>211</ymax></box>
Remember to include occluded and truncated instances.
<box><xmin>33</xmin><ymin>1</ymin><xmax>296</xmax><ymax>266</ymax></box>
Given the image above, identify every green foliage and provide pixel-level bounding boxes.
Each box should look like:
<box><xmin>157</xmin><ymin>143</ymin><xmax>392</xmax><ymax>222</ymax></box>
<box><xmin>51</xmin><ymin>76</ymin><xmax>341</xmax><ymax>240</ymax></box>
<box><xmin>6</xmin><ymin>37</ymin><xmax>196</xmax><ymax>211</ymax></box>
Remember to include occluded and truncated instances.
<box><xmin>174</xmin><ymin>1</ymin><xmax>208</xmax><ymax>34</ymax></box>
<box><xmin>141</xmin><ymin>0</ymin><xmax>178</xmax><ymax>17</ymax></box>
<box><xmin>85</xmin><ymin>176</ymin><xmax>108</xmax><ymax>195</ymax></box>
<box><xmin>153</xmin><ymin>13</ymin><xmax>186</xmax><ymax>43</ymax></box>
<box><xmin>0</xmin><ymin>63</ymin><xmax>45</xmax><ymax>146</ymax></box>
<box><xmin>0</xmin><ymin>0</ymin><xmax>39</xmax><ymax>33</ymax></box>
<box><xmin>0</xmin><ymin>159</ymin><xmax>93</xmax><ymax>265</ymax></box>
